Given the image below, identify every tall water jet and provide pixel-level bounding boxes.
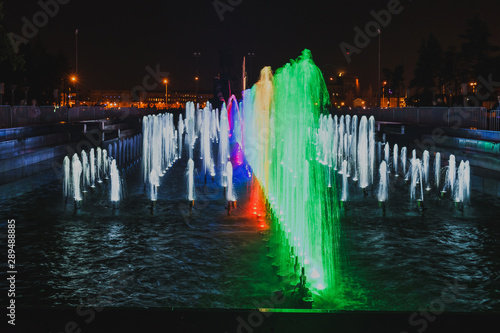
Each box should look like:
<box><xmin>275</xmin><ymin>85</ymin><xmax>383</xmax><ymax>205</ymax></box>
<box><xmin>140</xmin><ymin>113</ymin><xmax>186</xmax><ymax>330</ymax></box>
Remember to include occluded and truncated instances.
<box><xmin>393</xmin><ymin>143</ymin><xmax>398</xmax><ymax>176</ymax></box>
<box><xmin>423</xmin><ymin>150</ymin><xmax>430</xmax><ymax>190</ymax></box>
<box><xmin>226</xmin><ymin>161</ymin><xmax>236</xmax><ymax>212</ymax></box>
<box><xmin>110</xmin><ymin>159</ymin><xmax>120</xmax><ymax>207</ymax></box>
<box><xmin>410</xmin><ymin>158</ymin><xmax>424</xmax><ymax>202</ymax></box>
<box><xmin>357</xmin><ymin>116</ymin><xmax>369</xmax><ymax>189</ymax></box>
<box><xmin>63</xmin><ymin>156</ymin><xmax>71</xmax><ymax>202</ymax></box>
<box><xmin>72</xmin><ymin>154</ymin><xmax>82</xmax><ymax>205</ymax></box>
<box><xmin>443</xmin><ymin>154</ymin><xmax>456</xmax><ymax>196</ymax></box>
<box><xmin>102</xmin><ymin>149</ymin><xmax>109</xmax><ymax>180</ymax></box>
<box><xmin>368</xmin><ymin>116</ymin><xmax>375</xmax><ymax>185</ymax></box>
<box><xmin>81</xmin><ymin>150</ymin><xmax>90</xmax><ymax>191</ymax></box>
<box><xmin>187</xmin><ymin>158</ymin><xmax>195</xmax><ymax>203</ymax></box>
<box><xmin>434</xmin><ymin>152</ymin><xmax>441</xmax><ymax>190</ymax></box>
<box><xmin>201</xmin><ymin>106</ymin><xmax>214</xmax><ymax>181</ymax></box>
<box><xmin>219</xmin><ymin>105</ymin><xmax>230</xmax><ymax>188</ymax></box>
<box><xmin>241</xmin><ymin>50</ymin><xmax>341</xmax><ymax>300</ymax></box>
<box><xmin>384</xmin><ymin>142</ymin><xmax>390</xmax><ymax>170</ymax></box>
<box><xmin>351</xmin><ymin>115</ymin><xmax>358</xmax><ymax>181</ymax></box>
<box><xmin>96</xmin><ymin>147</ymin><xmax>102</xmax><ymax>183</ymax></box>
<box><xmin>89</xmin><ymin>148</ymin><xmax>96</xmax><ymax>188</ymax></box>
<box><xmin>150</xmin><ymin>169</ymin><xmax>159</xmax><ymax>202</ymax></box>
<box><xmin>178</xmin><ymin>115</ymin><xmax>184</xmax><ymax>159</ymax></box>
<box><xmin>378</xmin><ymin>161</ymin><xmax>388</xmax><ymax>204</ymax></box>
<box><xmin>341</xmin><ymin>160</ymin><xmax>348</xmax><ymax>202</ymax></box>
<box><xmin>401</xmin><ymin>146</ymin><xmax>407</xmax><ymax>180</ymax></box>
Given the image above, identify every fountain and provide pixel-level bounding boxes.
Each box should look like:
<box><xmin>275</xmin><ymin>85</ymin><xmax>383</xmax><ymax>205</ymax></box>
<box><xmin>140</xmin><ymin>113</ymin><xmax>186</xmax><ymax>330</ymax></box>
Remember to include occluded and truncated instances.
<box><xmin>110</xmin><ymin>159</ymin><xmax>120</xmax><ymax>208</ymax></box>
<box><xmin>97</xmin><ymin>147</ymin><xmax>102</xmax><ymax>183</ymax></box>
<box><xmin>401</xmin><ymin>146</ymin><xmax>407</xmax><ymax>181</ymax></box>
<box><xmin>378</xmin><ymin>161</ymin><xmax>388</xmax><ymax>213</ymax></box>
<box><xmin>226</xmin><ymin>161</ymin><xmax>236</xmax><ymax>213</ymax></box>
<box><xmin>410</xmin><ymin>158</ymin><xmax>424</xmax><ymax>203</ymax></box>
<box><xmin>81</xmin><ymin>150</ymin><xmax>89</xmax><ymax>192</ymax></box>
<box><xmin>89</xmin><ymin>148</ymin><xmax>96</xmax><ymax>188</ymax></box>
<box><xmin>71</xmin><ymin>154</ymin><xmax>83</xmax><ymax>208</ymax></box>
<box><xmin>393</xmin><ymin>143</ymin><xmax>398</xmax><ymax>177</ymax></box>
<box><xmin>423</xmin><ymin>150</ymin><xmax>430</xmax><ymax>191</ymax></box>
<box><xmin>434</xmin><ymin>152</ymin><xmax>441</xmax><ymax>190</ymax></box>
<box><xmin>150</xmin><ymin>169</ymin><xmax>159</xmax><ymax>202</ymax></box>
<box><xmin>219</xmin><ymin>104</ymin><xmax>230</xmax><ymax>190</ymax></box>
<box><xmin>357</xmin><ymin>116</ymin><xmax>369</xmax><ymax>190</ymax></box>
<box><xmin>341</xmin><ymin>160</ymin><xmax>348</xmax><ymax>203</ymax></box>
<box><xmin>241</xmin><ymin>49</ymin><xmax>342</xmax><ymax>301</ymax></box>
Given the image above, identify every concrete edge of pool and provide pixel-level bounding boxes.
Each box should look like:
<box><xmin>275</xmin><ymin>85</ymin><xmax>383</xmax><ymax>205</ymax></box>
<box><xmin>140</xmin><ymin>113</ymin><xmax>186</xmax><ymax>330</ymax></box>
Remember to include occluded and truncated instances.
<box><xmin>11</xmin><ymin>307</ymin><xmax>500</xmax><ymax>333</ymax></box>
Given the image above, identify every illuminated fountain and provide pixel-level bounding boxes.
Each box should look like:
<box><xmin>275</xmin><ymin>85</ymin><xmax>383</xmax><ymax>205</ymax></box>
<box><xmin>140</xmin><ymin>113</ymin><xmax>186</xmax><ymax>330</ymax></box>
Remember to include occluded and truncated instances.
<box><xmin>423</xmin><ymin>150</ymin><xmax>430</xmax><ymax>191</ymax></box>
<box><xmin>357</xmin><ymin>116</ymin><xmax>369</xmax><ymax>191</ymax></box>
<box><xmin>110</xmin><ymin>159</ymin><xmax>120</xmax><ymax>208</ymax></box>
<box><xmin>434</xmin><ymin>152</ymin><xmax>441</xmax><ymax>191</ymax></box>
<box><xmin>150</xmin><ymin>169</ymin><xmax>159</xmax><ymax>207</ymax></box>
<box><xmin>90</xmin><ymin>148</ymin><xmax>96</xmax><ymax>188</ymax></box>
<box><xmin>226</xmin><ymin>161</ymin><xmax>236</xmax><ymax>213</ymax></box>
<box><xmin>377</xmin><ymin>160</ymin><xmax>388</xmax><ymax>213</ymax></box>
<box><xmin>401</xmin><ymin>146</ymin><xmax>408</xmax><ymax>181</ymax></box>
<box><xmin>241</xmin><ymin>49</ymin><xmax>341</xmax><ymax>304</ymax></box>
<box><xmin>393</xmin><ymin>143</ymin><xmax>398</xmax><ymax>177</ymax></box>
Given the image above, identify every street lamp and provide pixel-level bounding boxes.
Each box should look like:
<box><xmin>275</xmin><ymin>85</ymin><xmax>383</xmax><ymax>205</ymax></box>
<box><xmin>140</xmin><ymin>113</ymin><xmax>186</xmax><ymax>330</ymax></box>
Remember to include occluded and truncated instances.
<box><xmin>163</xmin><ymin>79</ymin><xmax>168</xmax><ymax>109</ymax></box>
<box><xmin>378</xmin><ymin>29</ymin><xmax>381</xmax><ymax>107</ymax></box>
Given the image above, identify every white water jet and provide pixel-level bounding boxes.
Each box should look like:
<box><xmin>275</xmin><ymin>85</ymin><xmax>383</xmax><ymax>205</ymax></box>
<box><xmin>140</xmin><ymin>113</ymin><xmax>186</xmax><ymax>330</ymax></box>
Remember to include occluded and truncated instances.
<box><xmin>384</xmin><ymin>142</ymin><xmax>390</xmax><ymax>167</ymax></box>
<box><xmin>89</xmin><ymin>148</ymin><xmax>96</xmax><ymax>188</ymax></box>
<box><xmin>341</xmin><ymin>160</ymin><xmax>349</xmax><ymax>202</ymax></box>
<box><xmin>97</xmin><ymin>147</ymin><xmax>102</xmax><ymax>183</ymax></box>
<box><xmin>102</xmin><ymin>149</ymin><xmax>109</xmax><ymax>180</ymax></box>
<box><xmin>187</xmin><ymin>158</ymin><xmax>195</xmax><ymax>201</ymax></box>
<box><xmin>72</xmin><ymin>154</ymin><xmax>82</xmax><ymax>202</ymax></box>
<box><xmin>368</xmin><ymin>116</ymin><xmax>375</xmax><ymax>185</ymax></box>
<box><xmin>434</xmin><ymin>152</ymin><xmax>441</xmax><ymax>190</ymax></box>
<box><xmin>63</xmin><ymin>156</ymin><xmax>71</xmax><ymax>199</ymax></box>
<box><xmin>150</xmin><ymin>169</ymin><xmax>159</xmax><ymax>202</ymax></box>
<box><xmin>378</xmin><ymin>161</ymin><xmax>388</xmax><ymax>202</ymax></box>
<box><xmin>351</xmin><ymin>115</ymin><xmax>358</xmax><ymax>181</ymax></box>
<box><xmin>357</xmin><ymin>116</ymin><xmax>369</xmax><ymax>188</ymax></box>
<box><xmin>401</xmin><ymin>146</ymin><xmax>407</xmax><ymax>180</ymax></box>
<box><xmin>110</xmin><ymin>159</ymin><xmax>120</xmax><ymax>203</ymax></box>
<box><xmin>81</xmin><ymin>150</ymin><xmax>90</xmax><ymax>191</ymax></box>
<box><xmin>219</xmin><ymin>106</ymin><xmax>230</xmax><ymax>186</ymax></box>
<box><xmin>410</xmin><ymin>158</ymin><xmax>424</xmax><ymax>202</ymax></box>
<box><xmin>226</xmin><ymin>161</ymin><xmax>236</xmax><ymax>202</ymax></box>
<box><xmin>443</xmin><ymin>154</ymin><xmax>456</xmax><ymax>195</ymax></box>
<box><xmin>393</xmin><ymin>143</ymin><xmax>398</xmax><ymax>176</ymax></box>
<box><xmin>423</xmin><ymin>150</ymin><xmax>430</xmax><ymax>190</ymax></box>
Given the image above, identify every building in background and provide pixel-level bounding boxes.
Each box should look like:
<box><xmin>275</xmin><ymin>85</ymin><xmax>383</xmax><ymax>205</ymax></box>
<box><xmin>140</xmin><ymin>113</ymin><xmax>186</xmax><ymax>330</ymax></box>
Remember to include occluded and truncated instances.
<box><xmin>89</xmin><ymin>90</ymin><xmax>213</xmax><ymax>109</ymax></box>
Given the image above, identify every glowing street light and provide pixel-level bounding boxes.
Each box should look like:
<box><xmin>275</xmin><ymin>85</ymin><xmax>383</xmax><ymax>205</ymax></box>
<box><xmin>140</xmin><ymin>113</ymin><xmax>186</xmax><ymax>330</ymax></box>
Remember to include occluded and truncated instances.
<box><xmin>163</xmin><ymin>79</ymin><xmax>168</xmax><ymax>109</ymax></box>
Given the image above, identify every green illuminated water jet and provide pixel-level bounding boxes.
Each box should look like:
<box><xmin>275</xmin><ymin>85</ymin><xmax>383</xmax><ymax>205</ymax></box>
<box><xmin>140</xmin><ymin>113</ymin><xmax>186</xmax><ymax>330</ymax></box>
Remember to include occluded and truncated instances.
<box><xmin>242</xmin><ymin>50</ymin><xmax>342</xmax><ymax>303</ymax></box>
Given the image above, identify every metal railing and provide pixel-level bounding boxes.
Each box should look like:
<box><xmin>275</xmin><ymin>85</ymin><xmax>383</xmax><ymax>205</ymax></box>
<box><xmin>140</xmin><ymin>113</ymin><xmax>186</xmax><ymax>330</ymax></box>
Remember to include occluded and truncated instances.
<box><xmin>332</xmin><ymin>107</ymin><xmax>499</xmax><ymax>131</ymax></box>
<box><xmin>0</xmin><ymin>106</ymin><xmax>164</xmax><ymax>129</ymax></box>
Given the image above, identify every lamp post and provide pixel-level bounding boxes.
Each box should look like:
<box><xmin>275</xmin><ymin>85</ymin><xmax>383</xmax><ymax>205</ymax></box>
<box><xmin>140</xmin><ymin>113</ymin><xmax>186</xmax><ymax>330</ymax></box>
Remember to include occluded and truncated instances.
<box><xmin>75</xmin><ymin>29</ymin><xmax>78</xmax><ymax>102</ymax></box>
<box><xmin>163</xmin><ymin>79</ymin><xmax>168</xmax><ymax>109</ymax></box>
<box><xmin>378</xmin><ymin>29</ymin><xmax>381</xmax><ymax>107</ymax></box>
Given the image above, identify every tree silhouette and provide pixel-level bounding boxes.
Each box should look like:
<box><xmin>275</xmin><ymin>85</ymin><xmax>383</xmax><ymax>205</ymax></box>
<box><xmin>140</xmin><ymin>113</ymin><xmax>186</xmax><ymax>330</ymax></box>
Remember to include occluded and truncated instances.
<box><xmin>410</xmin><ymin>33</ymin><xmax>443</xmax><ymax>106</ymax></box>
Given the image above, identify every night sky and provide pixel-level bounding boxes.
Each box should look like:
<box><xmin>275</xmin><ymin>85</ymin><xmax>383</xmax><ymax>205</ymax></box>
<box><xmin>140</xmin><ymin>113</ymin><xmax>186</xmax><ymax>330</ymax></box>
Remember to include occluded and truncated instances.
<box><xmin>3</xmin><ymin>0</ymin><xmax>500</xmax><ymax>94</ymax></box>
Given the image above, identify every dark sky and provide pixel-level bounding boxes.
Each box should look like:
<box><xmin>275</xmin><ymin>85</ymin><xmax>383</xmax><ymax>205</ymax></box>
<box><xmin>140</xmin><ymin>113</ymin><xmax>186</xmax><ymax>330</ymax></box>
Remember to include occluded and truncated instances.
<box><xmin>3</xmin><ymin>0</ymin><xmax>500</xmax><ymax>94</ymax></box>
